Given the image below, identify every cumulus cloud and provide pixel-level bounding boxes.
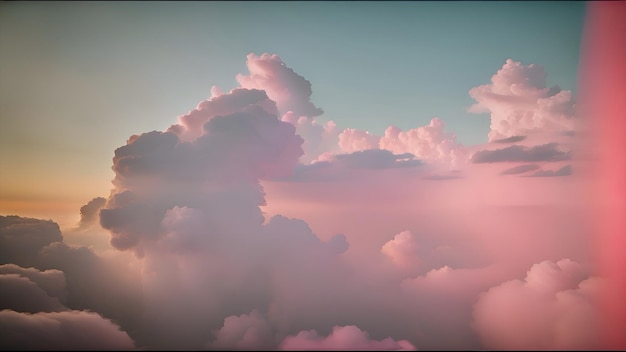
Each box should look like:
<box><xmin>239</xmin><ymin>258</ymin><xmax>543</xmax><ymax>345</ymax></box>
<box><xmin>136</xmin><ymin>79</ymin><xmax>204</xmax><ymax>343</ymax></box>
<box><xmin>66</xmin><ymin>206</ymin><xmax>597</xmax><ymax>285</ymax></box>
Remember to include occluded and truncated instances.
<box><xmin>0</xmin><ymin>274</ymin><xmax>66</xmax><ymax>313</ymax></box>
<box><xmin>379</xmin><ymin>118</ymin><xmax>467</xmax><ymax>167</ymax></box>
<box><xmin>0</xmin><ymin>310</ymin><xmax>135</xmax><ymax>350</ymax></box>
<box><xmin>79</xmin><ymin>197</ymin><xmax>107</xmax><ymax>228</ymax></box>
<box><xmin>473</xmin><ymin>259</ymin><xmax>601</xmax><ymax>350</ymax></box>
<box><xmin>338</xmin><ymin>128</ymin><xmax>380</xmax><ymax>154</ymax></box>
<box><xmin>236</xmin><ymin>53</ymin><xmax>323</xmax><ymax>118</ymax></box>
<box><xmin>0</xmin><ymin>214</ymin><xmax>143</xmax><ymax>348</ymax></box>
<box><xmin>0</xmin><ymin>264</ymin><xmax>67</xmax><ymax>313</ymax></box>
<box><xmin>471</xmin><ymin>143</ymin><xmax>570</xmax><ymax>163</ymax></box>
<box><xmin>279</xmin><ymin>325</ymin><xmax>416</xmax><ymax>351</ymax></box>
<box><xmin>527</xmin><ymin>165</ymin><xmax>572</xmax><ymax>177</ymax></box>
<box><xmin>281</xmin><ymin>112</ymin><xmax>340</xmax><ymax>164</ymax></box>
<box><xmin>0</xmin><ymin>215</ymin><xmax>63</xmax><ymax>267</ymax></box>
<box><xmin>210</xmin><ymin>309</ymin><xmax>274</xmax><ymax>350</ymax></box>
<box><xmin>95</xmin><ymin>79</ymin><xmax>362</xmax><ymax>348</ymax></box>
<box><xmin>334</xmin><ymin>149</ymin><xmax>422</xmax><ymax>170</ymax></box>
<box><xmin>167</xmin><ymin>88</ymin><xmax>280</xmax><ymax>142</ymax></box>
<box><xmin>381</xmin><ymin>230</ymin><xmax>421</xmax><ymax>270</ymax></box>
<box><xmin>469</xmin><ymin>59</ymin><xmax>576</xmax><ymax>141</ymax></box>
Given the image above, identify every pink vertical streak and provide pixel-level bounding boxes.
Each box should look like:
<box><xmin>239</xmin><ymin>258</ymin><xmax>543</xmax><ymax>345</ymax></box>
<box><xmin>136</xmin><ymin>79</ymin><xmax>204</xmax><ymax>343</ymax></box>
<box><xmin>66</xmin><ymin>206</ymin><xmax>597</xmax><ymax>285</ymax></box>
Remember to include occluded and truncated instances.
<box><xmin>579</xmin><ymin>1</ymin><xmax>626</xmax><ymax>349</ymax></box>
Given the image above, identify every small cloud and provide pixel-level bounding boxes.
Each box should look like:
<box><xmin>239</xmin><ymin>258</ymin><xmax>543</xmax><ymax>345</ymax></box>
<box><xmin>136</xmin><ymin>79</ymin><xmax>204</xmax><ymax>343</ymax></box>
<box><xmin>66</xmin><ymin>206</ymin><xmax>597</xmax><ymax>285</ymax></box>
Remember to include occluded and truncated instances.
<box><xmin>279</xmin><ymin>325</ymin><xmax>416</xmax><ymax>351</ymax></box>
<box><xmin>79</xmin><ymin>197</ymin><xmax>107</xmax><ymax>228</ymax></box>
<box><xmin>526</xmin><ymin>165</ymin><xmax>572</xmax><ymax>177</ymax></box>
<box><xmin>471</xmin><ymin>143</ymin><xmax>570</xmax><ymax>163</ymax></box>
<box><xmin>492</xmin><ymin>135</ymin><xmax>526</xmax><ymax>144</ymax></box>
<box><xmin>334</xmin><ymin>149</ymin><xmax>423</xmax><ymax>169</ymax></box>
<box><xmin>500</xmin><ymin>164</ymin><xmax>540</xmax><ymax>175</ymax></box>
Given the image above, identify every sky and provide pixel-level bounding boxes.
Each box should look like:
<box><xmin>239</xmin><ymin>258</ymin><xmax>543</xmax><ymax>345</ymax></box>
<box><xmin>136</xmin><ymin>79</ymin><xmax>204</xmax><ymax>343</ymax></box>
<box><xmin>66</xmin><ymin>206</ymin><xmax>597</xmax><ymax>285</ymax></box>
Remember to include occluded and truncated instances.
<box><xmin>1</xmin><ymin>1</ymin><xmax>625</xmax><ymax>351</ymax></box>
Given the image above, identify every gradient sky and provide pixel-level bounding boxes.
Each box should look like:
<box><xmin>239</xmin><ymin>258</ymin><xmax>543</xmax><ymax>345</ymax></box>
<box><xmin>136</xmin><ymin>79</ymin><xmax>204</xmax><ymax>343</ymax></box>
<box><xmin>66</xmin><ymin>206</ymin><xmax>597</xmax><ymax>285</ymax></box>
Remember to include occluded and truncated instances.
<box><xmin>0</xmin><ymin>1</ymin><xmax>585</xmax><ymax>225</ymax></box>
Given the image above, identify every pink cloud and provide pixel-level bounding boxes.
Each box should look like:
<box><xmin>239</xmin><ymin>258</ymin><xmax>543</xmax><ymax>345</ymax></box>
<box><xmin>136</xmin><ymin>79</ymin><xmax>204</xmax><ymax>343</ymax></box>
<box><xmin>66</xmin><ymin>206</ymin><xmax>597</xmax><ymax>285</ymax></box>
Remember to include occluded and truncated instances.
<box><xmin>381</xmin><ymin>230</ymin><xmax>421</xmax><ymax>271</ymax></box>
<box><xmin>379</xmin><ymin>118</ymin><xmax>467</xmax><ymax>167</ymax></box>
<box><xmin>211</xmin><ymin>309</ymin><xmax>274</xmax><ymax>350</ymax></box>
<box><xmin>167</xmin><ymin>88</ymin><xmax>279</xmax><ymax>142</ymax></box>
<box><xmin>527</xmin><ymin>165</ymin><xmax>572</xmax><ymax>177</ymax></box>
<box><xmin>0</xmin><ymin>52</ymin><xmax>597</xmax><ymax>350</ymax></box>
<box><xmin>338</xmin><ymin>128</ymin><xmax>380</xmax><ymax>154</ymax></box>
<box><xmin>279</xmin><ymin>325</ymin><xmax>416</xmax><ymax>351</ymax></box>
<box><xmin>236</xmin><ymin>53</ymin><xmax>323</xmax><ymax>118</ymax></box>
<box><xmin>281</xmin><ymin>112</ymin><xmax>340</xmax><ymax>164</ymax></box>
<box><xmin>468</xmin><ymin>59</ymin><xmax>576</xmax><ymax>141</ymax></box>
<box><xmin>472</xmin><ymin>259</ymin><xmax>600</xmax><ymax>350</ymax></box>
<box><xmin>470</xmin><ymin>143</ymin><xmax>571</xmax><ymax>163</ymax></box>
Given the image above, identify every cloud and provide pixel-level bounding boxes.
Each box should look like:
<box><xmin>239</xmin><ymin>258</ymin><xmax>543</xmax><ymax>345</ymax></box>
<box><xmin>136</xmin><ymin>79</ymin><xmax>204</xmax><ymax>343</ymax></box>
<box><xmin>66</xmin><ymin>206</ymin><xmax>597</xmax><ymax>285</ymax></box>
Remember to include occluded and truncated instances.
<box><xmin>472</xmin><ymin>259</ymin><xmax>601</xmax><ymax>350</ymax></box>
<box><xmin>527</xmin><ymin>165</ymin><xmax>572</xmax><ymax>177</ymax></box>
<box><xmin>281</xmin><ymin>112</ymin><xmax>340</xmax><ymax>164</ymax></box>
<box><xmin>379</xmin><ymin>118</ymin><xmax>467</xmax><ymax>167</ymax></box>
<box><xmin>500</xmin><ymin>164</ymin><xmax>540</xmax><ymax>175</ymax></box>
<box><xmin>381</xmin><ymin>230</ymin><xmax>421</xmax><ymax>270</ymax></box>
<box><xmin>279</xmin><ymin>325</ymin><xmax>416</xmax><ymax>351</ymax></box>
<box><xmin>0</xmin><ymin>214</ymin><xmax>143</xmax><ymax>347</ymax></box>
<box><xmin>492</xmin><ymin>135</ymin><xmax>527</xmax><ymax>144</ymax></box>
<box><xmin>288</xmin><ymin>117</ymin><xmax>466</xmax><ymax>168</ymax></box>
<box><xmin>210</xmin><ymin>309</ymin><xmax>274</xmax><ymax>350</ymax></box>
<box><xmin>284</xmin><ymin>149</ymin><xmax>423</xmax><ymax>182</ymax></box>
<box><xmin>236</xmin><ymin>53</ymin><xmax>323</xmax><ymax>118</ymax></box>
<box><xmin>0</xmin><ymin>310</ymin><xmax>135</xmax><ymax>350</ymax></box>
<box><xmin>471</xmin><ymin>143</ymin><xmax>570</xmax><ymax>163</ymax></box>
<box><xmin>0</xmin><ymin>274</ymin><xmax>66</xmax><ymax>313</ymax></box>
<box><xmin>468</xmin><ymin>59</ymin><xmax>576</xmax><ymax>141</ymax></box>
<box><xmin>3</xmin><ymin>53</ymin><xmax>598</xmax><ymax>350</ymax></box>
<box><xmin>0</xmin><ymin>216</ymin><xmax>140</xmax><ymax>350</ymax></box>
<box><xmin>167</xmin><ymin>88</ymin><xmax>280</xmax><ymax>142</ymax></box>
<box><xmin>0</xmin><ymin>215</ymin><xmax>63</xmax><ymax>268</ymax></box>
<box><xmin>102</xmin><ymin>87</ymin><xmax>305</xmax><ymax>253</ymax></box>
<box><xmin>0</xmin><ymin>264</ymin><xmax>67</xmax><ymax>313</ymax></box>
<box><xmin>338</xmin><ymin>128</ymin><xmax>380</xmax><ymax>154</ymax></box>
<box><xmin>79</xmin><ymin>197</ymin><xmax>107</xmax><ymax>228</ymax></box>
<box><xmin>334</xmin><ymin>149</ymin><xmax>422</xmax><ymax>169</ymax></box>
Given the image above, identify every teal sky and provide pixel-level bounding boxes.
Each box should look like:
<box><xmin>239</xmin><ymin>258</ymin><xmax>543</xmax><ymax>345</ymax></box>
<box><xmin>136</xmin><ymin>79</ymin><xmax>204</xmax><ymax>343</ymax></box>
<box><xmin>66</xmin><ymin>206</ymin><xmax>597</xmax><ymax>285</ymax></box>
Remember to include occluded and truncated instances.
<box><xmin>0</xmin><ymin>1</ymin><xmax>585</xmax><ymax>211</ymax></box>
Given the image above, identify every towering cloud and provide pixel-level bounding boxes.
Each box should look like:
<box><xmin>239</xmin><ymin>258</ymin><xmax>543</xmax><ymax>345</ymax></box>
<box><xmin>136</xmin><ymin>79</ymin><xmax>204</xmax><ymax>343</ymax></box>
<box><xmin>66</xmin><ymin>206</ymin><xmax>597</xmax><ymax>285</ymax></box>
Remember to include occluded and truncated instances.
<box><xmin>469</xmin><ymin>59</ymin><xmax>576</xmax><ymax>141</ymax></box>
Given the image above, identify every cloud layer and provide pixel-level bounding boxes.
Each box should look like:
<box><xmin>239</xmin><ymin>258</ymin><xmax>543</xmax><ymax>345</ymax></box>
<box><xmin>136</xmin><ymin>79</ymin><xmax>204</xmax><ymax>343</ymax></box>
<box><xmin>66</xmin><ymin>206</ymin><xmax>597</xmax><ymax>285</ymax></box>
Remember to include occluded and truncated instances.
<box><xmin>1</xmin><ymin>53</ymin><xmax>601</xmax><ymax>350</ymax></box>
